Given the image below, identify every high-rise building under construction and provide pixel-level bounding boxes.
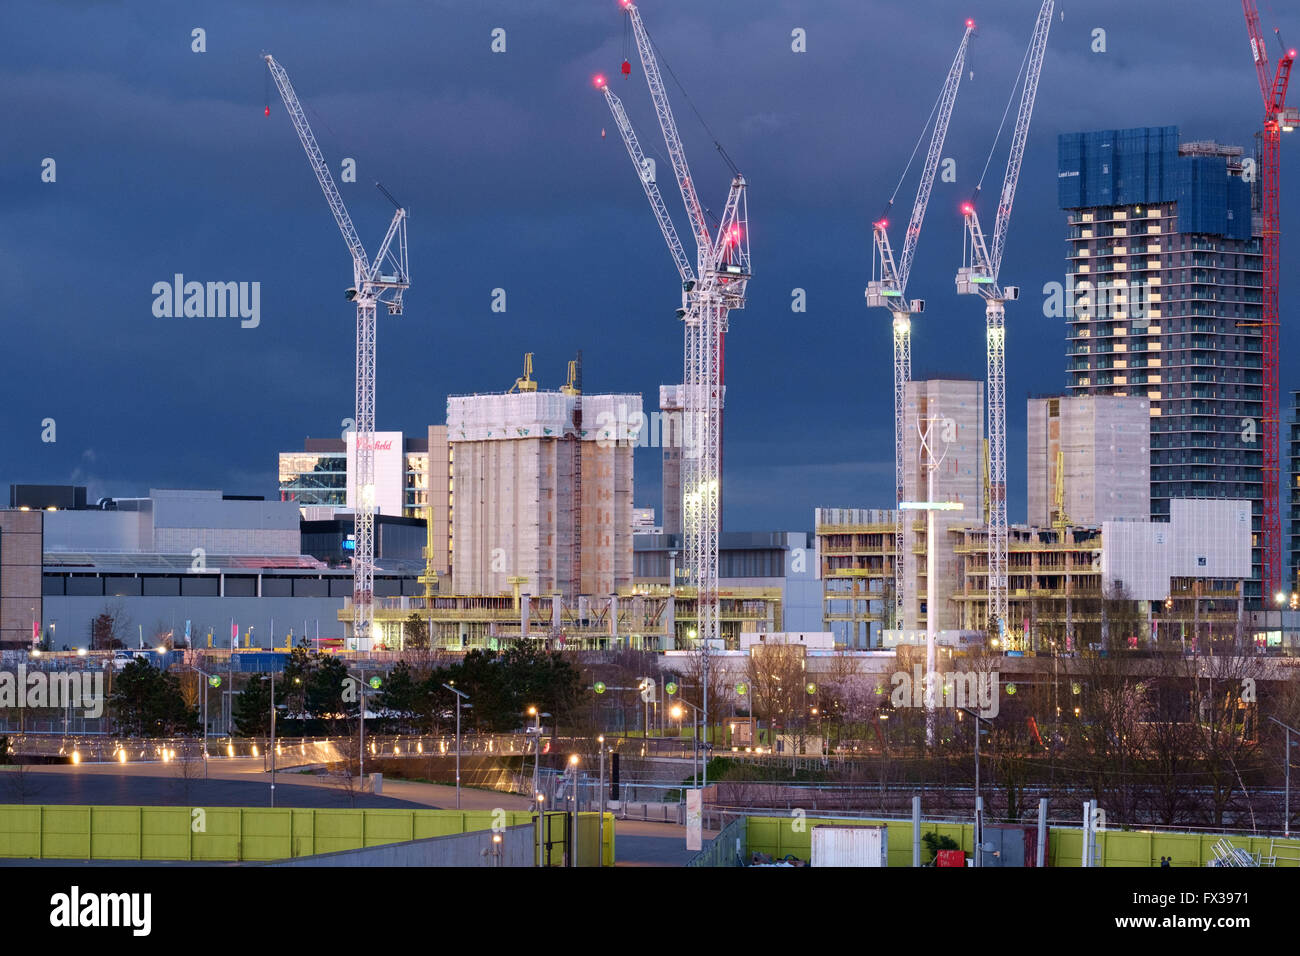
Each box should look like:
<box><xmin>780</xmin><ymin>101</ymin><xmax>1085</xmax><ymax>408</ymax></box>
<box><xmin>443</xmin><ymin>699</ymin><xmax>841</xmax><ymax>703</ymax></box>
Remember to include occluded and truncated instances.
<box><xmin>446</xmin><ymin>385</ymin><xmax>639</xmax><ymax>599</ymax></box>
<box><xmin>1058</xmin><ymin>126</ymin><xmax>1265</xmax><ymax>602</ymax></box>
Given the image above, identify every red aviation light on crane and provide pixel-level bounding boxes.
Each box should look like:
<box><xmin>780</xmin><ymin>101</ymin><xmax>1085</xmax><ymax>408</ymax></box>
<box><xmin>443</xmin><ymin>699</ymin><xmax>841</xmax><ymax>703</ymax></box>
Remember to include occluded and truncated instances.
<box><xmin>961</xmin><ymin>202</ymin><xmax>974</xmax><ymax>215</ymax></box>
<box><xmin>966</xmin><ymin>18</ymin><xmax>975</xmax><ymax>28</ymax></box>
<box><xmin>264</xmin><ymin>106</ymin><xmax>270</xmax><ymax>117</ymax></box>
<box><xmin>593</xmin><ymin>74</ymin><xmax>607</xmax><ymax>88</ymax></box>
<box><xmin>874</xmin><ymin>218</ymin><xmax>889</xmax><ymax>230</ymax></box>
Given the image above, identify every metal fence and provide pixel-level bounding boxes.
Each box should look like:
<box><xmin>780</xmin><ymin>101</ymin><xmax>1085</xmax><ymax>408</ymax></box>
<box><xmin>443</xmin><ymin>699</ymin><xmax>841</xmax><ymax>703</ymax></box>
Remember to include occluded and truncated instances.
<box><xmin>688</xmin><ymin>816</ymin><xmax>747</xmax><ymax>867</ymax></box>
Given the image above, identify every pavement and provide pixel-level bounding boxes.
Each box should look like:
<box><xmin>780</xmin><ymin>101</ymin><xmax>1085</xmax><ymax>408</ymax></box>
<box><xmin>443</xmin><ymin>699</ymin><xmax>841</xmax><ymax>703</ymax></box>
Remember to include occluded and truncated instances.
<box><xmin>4</xmin><ymin>760</ymin><xmax>714</xmax><ymax>865</ymax></box>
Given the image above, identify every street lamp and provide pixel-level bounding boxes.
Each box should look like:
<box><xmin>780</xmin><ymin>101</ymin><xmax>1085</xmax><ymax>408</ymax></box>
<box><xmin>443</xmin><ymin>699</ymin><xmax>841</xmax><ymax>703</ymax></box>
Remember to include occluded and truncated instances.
<box><xmin>568</xmin><ymin>753</ymin><xmax>580</xmax><ymax>867</ymax></box>
<box><xmin>670</xmin><ymin>699</ymin><xmax>703</xmax><ymax>788</ymax></box>
<box><xmin>959</xmin><ymin>706</ymin><xmax>993</xmax><ymax>867</ymax></box>
<box><xmin>442</xmin><ymin>683</ymin><xmax>470</xmax><ymax>809</ymax></box>
<box><xmin>346</xmin><ymin>669</ymin><xmax>382</xmax><ymax>790</ymax></box>
<box><xmin>1269</xmin><ymin>717</ymin><xmax>1299</xmax><ymax>838</ymax></box>
<box><xmin>526</xmin><ymin>706</ymin><xmax>550</xmax><ymax>808</ymax></box>
<box><xmin>193</xmin><ymin>667</ymin><xmax>223</xmax><ymax>778</ymax></box>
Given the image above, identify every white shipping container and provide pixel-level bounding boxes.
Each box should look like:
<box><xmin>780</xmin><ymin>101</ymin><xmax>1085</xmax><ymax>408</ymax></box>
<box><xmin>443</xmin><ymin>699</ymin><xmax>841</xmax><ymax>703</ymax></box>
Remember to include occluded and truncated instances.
<box><xmin>810</xmin><ymin>825</ymin><xmax>888</xmax><ymax>867</ymax></box>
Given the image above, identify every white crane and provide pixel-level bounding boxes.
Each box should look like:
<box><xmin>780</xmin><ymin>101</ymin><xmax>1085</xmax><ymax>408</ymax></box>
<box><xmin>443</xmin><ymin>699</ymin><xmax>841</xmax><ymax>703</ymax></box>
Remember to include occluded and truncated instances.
<box><xmin>955</xmin><ymin>1</ymin><xmax>1052</xmax><ymax>641</ymax></box>
<box><xmin>597</xmin><ymin>0</ymin><xmax>750</xmax><ymax>783</ymax></box>
<box><xmin>866</xmin><ymin>20</ymin><xmax>975</xmax><ymax>633</ymax></box>
<box><xmin>265</xmin><ymin>54</ymin><xmax>410</xmax><ymax>650</ymax></box>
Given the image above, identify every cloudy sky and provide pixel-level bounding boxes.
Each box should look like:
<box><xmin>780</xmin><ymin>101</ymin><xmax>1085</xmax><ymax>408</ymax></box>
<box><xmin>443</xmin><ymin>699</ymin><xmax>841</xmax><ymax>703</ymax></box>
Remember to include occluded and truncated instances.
<box><xmin>2</xmin><ymin>0</ymin><xmax>1295</xmax><ymax>530</ymax></box>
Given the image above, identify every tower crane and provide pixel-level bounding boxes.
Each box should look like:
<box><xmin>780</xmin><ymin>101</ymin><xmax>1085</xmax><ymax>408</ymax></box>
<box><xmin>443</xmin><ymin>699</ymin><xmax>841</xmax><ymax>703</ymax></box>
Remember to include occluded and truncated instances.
<box><xmin>955</xmin><ymin>0</ymin><xmax>1053</xmax><ymax>642</ymax></box>
<box><xmin>1241</xmin><ymin>0</ymin><xmax>1296</xmax><ymax>601</ymax></box>
<box><xmin>265</xmin><ymin>54</ymin><xmax>410</xmax><ymax>650</ymax></box>
<box><xmin>596</xmin><ymin>0</ymin><xmax>750</xmax><ymax>784</ymax></box>
<box><xmin>866</xmin><ymin>20</ymin><xmax>975</xmax><ymax>630</ymax></box>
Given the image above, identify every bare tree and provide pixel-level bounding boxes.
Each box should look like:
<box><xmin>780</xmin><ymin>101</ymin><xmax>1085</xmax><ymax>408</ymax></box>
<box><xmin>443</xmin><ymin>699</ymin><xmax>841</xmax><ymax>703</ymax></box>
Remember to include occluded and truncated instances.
<box><xmin>330</xmin><ymin>732</ymin><xmax>363</xmax><ymax>807</ymax></box>
<box><xmin>746</xmin><ymin>643</ymin><xmax>809</xmax><ymax>765</ymax></box>
<box><xmin>170</xmin><ymin>737</ymin><xmax>206</xmax><ymax>803</ymax></box>
<box><xmin>0</xmin><ymin>760</ymin><xmax>46</xmax><ymax>805</ymax></box>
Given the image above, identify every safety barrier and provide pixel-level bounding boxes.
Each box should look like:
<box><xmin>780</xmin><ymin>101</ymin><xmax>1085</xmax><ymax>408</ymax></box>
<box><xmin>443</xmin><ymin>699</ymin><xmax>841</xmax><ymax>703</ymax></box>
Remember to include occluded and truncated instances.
<box><xmin>736</xmin><ymin>813</ymin><xmax>1300</xmax><ymax>867</ymax></box>
<box><xmin>0</xmin><ymin>804</ymin><xmax>615</xmax><ymax>865</ymax></box>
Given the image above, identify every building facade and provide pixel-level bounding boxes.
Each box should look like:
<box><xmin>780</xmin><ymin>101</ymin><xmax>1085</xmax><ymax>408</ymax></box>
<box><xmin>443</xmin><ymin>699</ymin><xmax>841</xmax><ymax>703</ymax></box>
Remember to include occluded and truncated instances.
<box><xmin>901</xmin><ymin>379</ymin><xmax>985</xmax><ymax>632</ymax></box>
<box><xmin>950</xmin><ymin>498</ymin><xmax>1252</xmax><ymax>650</ymax></box>
<box><xmin>447</xmin><ymin>390</ymin><xmax>638</xmax><ymax>598</ymax></box>
<box><xmin>659</xmin><ymin>384</ymin><xmax>684</xmax><ymax>538</ymax></box>
<box><xmin>1290</xmin><ymin>390</ymin><xmax>1300</xmax><ymax>590</ymax></box>
<box><xmin>814</xmin><ymin>507</ymin><xmax>897</xmax><ymax>649</ymax></box>
<box><xmin>278</xmin><ymin>430</ymin><xmax>444</xmax><ymax>519</ymax></box>
<box><xmin>1058</xmin><ymin>126</ymin><xmax>1264</xmax><ymax>601</ymax></box>
<box><xmin>634</xmin><ymin>530</ymin><xmax>822</xmax><ymax>636</ymax></box>
<box><xmin>0</xmin><ymin>509</ymin><xmax>43</xmax><ymax>648</ymax></box>
<box><xmin>1027</xmin><ymin>394</ymin><xmax>1150</xmax><ymax>527</ymax></box>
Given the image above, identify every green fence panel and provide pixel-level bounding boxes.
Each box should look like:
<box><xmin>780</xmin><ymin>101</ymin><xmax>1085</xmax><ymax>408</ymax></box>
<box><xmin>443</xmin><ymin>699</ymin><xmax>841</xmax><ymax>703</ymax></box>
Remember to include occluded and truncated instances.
<box><xmin>41</xmin><ymin>806</ymin><xmax>92</xmax><ymax>860</ymax></box>
<box><xmin>0</xmin><ymin>803</ymin><xmax>620</xmax><ymax>864</ymax></box>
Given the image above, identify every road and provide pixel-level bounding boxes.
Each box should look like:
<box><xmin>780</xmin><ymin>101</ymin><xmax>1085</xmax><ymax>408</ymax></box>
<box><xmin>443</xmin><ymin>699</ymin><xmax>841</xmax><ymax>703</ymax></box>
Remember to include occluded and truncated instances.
<box><xmin>5</xmin><ymin>760</ymin><xmax>711</xmax><ymax>865</ymax></box>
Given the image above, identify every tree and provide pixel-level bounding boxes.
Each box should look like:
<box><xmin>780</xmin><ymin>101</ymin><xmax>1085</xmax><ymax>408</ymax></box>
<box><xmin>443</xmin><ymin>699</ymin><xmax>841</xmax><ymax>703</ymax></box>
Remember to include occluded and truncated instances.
<box><xmin>745</xmin><ymin>643</ymin><xmax>809</xmax><ymax>755</ymax></box>
<box><xmin>109</xmin><ymin>658</ymin><xmax>198</xmax><ymax>736</ymax></box>
<box><xmin>498</xmin><ymin>640</ymin><xmax>584</xmax><ymax>733</ymax></box>
<box><xmin>403</xmin><ymin>613</ymin><xmax>430</xmax><ymax>651</ymax></box>
<box><xmin>91</xmin><ymin>599</ymin><xmax>131</xmax><ymax>650</ymax></box>
<box><xmin>233</xmin><ymin>675</ymin><xmax>274</xmax><ymax>737</ymax></box>
<box><xmin>307</xmin><ymin>655</ymin><xmax>354</xmax><ymax>732</ymax></box>
<box><xmin>376</xmin><ymin>661</ymin><xmax>422</xmax><ymax>732</ymax></box>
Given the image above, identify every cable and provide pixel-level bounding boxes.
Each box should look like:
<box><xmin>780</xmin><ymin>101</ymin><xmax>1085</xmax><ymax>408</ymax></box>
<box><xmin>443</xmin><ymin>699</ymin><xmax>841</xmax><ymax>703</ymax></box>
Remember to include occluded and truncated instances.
<box><xmin>642</xmin><ymin>21</ymin><xmax>739</xmax><ymax>176</ymax></box>
<box><xmin>976</xmin><ymin>33</ymin><xmax>1033</xmax><ymax>194</ymax></box>
<box><xmin>886</xmin><ymin>90</ymin><xmax>942</xmax><ymax>216</ymax></box>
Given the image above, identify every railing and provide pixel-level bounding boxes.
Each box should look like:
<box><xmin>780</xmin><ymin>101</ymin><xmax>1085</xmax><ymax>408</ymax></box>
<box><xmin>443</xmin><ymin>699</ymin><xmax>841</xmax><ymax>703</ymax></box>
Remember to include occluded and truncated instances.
<box><xmin>688</xmin><ymin>815</ymin><xmax>747</xmax><ymax>867</ymax></box>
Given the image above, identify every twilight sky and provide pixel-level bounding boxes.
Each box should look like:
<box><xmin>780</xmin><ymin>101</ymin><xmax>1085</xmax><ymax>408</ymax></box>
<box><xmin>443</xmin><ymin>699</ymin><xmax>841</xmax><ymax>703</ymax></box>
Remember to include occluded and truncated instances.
<box><xmin>1</xmin><ymin>0</ymin><xmax>1296</xmax><ymax>531</ymax></box>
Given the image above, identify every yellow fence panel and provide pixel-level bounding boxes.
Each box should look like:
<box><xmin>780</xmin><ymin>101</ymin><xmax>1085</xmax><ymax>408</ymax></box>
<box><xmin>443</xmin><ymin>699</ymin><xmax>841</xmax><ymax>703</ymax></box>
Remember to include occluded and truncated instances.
<box><xmin>0</xmin><ymin>804</ymin><xmax>618</xmax><ymax>865</ymax></box>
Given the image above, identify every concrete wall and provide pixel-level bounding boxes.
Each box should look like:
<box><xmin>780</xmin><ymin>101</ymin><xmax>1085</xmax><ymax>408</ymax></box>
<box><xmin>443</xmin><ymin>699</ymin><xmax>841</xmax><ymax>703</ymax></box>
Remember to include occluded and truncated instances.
<box><xmin>1027</xmin><ymin>395</ymin><xmax>1150</xmax><ymax>527</ymax></box>
<box><xmin>0</xmin><ymin>511</ymin><xmax>43</xmax><ymax>648</ymax></box>
<box><xmin>1102</xmin><ymin>498</ymin><xmax>1251</xmax><ymax>600</ymax></box>
<box><xmin>902</xmin><ymin>381</ymin><xmax>984</xmax><ymax>632</ymax></box>
<box><xmin>44</xmin><ymin>510</ymin><xmax>150</xmax><ymax>553</ymax></box>
<box><xmin>45</xmin><ymin>490</ymin><xmax>300</xmax><ymax>557</ymax></box>
<box><xmin>41</xmin><ymin>593</ymin><xmax>350</xmax><ymax>648</ymax></box>
<box><xmin>427</xmin><ymin>425</ymin><xmax>451</xmax><ymax>577</ymax></box>
<box><xmin>449</xmin><ymin>391</ymin><xmax>638</xmax><ymax>598</ymax></box>
<box><xmin>660</xmin><ymin>385</ymin><xmax>684</xmax><ymax>538</ymax></box>
<box><xmin>266</xmin><ymin>823</ymin><xmax>535</xmax><ymax>867</ymax></box>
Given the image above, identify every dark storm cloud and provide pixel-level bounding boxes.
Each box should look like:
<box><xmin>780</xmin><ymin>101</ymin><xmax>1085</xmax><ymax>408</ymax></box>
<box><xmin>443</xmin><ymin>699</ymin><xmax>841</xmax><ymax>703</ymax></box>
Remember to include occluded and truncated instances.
<box><xmin>0</xmin><ymin>0</ymin><xmax>1294</xmax><ymax>530</ymax></box>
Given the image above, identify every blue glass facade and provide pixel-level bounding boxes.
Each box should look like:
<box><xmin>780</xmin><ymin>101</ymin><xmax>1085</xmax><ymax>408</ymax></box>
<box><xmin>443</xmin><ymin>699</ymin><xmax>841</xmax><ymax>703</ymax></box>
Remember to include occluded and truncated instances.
<box><xmin>1059</xmin><ymin>126</ymin><xmax>1265</xmax><ymax>604</ymax></box>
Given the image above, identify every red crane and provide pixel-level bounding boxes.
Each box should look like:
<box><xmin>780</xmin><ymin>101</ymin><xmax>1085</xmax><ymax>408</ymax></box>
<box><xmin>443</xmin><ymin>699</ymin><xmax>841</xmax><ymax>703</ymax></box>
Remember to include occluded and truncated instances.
<box><xmin>1242</xmin><ymin>1</ymin><xmax>1296</xmax><ymax>601</ymax></box>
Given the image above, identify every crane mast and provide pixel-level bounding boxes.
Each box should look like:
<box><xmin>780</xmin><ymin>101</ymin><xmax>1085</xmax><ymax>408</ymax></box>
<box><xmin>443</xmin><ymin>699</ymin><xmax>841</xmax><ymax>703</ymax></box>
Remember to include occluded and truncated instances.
<box><xmin>865</xmin><ymin>22</ymin><xmax>973</xmax><ymax>631</ymax></box>
<box><xmin>265</xmin><ymin>54</ymin><xmax>410</xmax><ymax>650</ymax></box>
<box><xmin>599</xmin><ymin>3</ymin><xmax>750</xmax><ymax>778</ymax></box>
<box><xmin>955</xmin><ymin>1</ymin><xmax>1052</xmax><ymax>641</ymax></box>
<box><xmin>1241</xmin><ymin>0</ymin><xmax>1296</xmax><ymax>601</ymax></box>
<box><xmin>612</xmin><ymin>0</ymin><xmax>750</xmax><ymax>661</ymax></box>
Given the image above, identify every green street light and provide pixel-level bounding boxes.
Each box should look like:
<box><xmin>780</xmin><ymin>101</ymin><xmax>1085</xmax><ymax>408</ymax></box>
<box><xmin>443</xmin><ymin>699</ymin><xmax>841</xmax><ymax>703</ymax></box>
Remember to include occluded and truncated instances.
<box><xmin>665</xmin><ymin>682</ymin><xmax>678</xmax><ymax>696</ymax></box>
<box><xmin>368</xmin><ymin>676</ymin><xmax>383</xmax><ymax>690</ymax></box>
<box><xmin>593</xmin><ymin>681</ymin><xmax>606</xmax><ymax>694</ymax></box>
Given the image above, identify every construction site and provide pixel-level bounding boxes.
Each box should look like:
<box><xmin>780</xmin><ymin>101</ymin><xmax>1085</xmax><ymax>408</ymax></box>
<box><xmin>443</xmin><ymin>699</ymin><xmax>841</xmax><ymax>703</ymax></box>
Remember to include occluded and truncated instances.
<box><xmin>6</xmin><ymin>0</ymin><xmax>1300</xmax><ymax>905</ymax></box>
